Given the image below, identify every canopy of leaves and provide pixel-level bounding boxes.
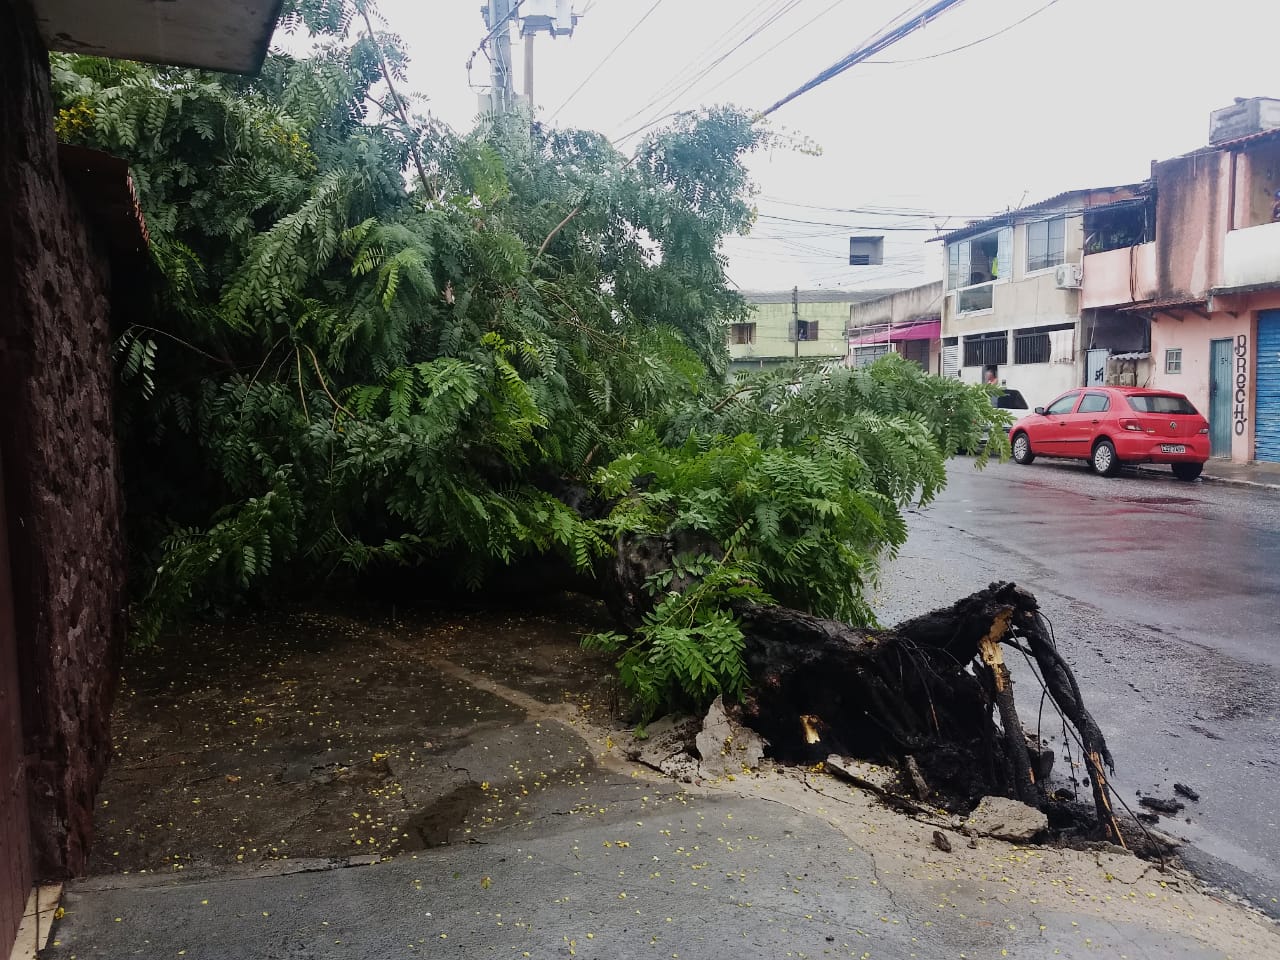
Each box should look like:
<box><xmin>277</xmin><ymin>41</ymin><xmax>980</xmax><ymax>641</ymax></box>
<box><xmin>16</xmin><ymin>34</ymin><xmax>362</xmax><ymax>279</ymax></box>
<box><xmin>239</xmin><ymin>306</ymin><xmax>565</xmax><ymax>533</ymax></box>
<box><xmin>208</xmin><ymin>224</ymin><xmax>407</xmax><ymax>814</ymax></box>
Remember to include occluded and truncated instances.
<box><xmin>52</xmin><ymin>0</ymin><xmax>1007</xmax><ymax>711</ymax></box>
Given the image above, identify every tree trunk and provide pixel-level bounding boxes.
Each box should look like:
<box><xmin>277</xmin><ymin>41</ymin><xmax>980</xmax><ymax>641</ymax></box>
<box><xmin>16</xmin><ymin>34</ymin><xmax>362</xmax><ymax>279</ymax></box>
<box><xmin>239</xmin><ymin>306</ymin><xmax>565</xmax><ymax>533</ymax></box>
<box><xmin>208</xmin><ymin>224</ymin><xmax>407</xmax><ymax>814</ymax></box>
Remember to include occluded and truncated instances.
<box><xmin>489</xmin><ymin>509</ymin><xmax>1120</xmax><ymax>837</ymax></box>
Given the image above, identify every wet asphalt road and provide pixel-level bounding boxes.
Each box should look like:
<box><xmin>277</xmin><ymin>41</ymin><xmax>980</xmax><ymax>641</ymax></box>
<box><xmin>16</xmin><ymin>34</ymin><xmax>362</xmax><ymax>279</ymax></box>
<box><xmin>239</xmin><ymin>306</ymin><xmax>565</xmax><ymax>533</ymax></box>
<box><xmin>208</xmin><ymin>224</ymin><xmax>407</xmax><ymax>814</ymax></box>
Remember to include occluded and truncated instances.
<box><xmin>875</xmin><ymin>456</ymin><xmax>1280</xmax><ymax>917</ymax></box>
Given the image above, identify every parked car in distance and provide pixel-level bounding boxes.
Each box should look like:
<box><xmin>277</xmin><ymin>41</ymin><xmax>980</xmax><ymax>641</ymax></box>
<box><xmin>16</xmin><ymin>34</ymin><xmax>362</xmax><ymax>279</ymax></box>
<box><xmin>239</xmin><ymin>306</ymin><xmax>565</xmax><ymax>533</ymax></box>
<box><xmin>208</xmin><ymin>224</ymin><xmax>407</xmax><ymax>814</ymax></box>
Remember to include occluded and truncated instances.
<box><xmin>992</xmin><ymin>388</ymin><xmax>1029</xmax><ymax>412</ymax></box>
<box><xmin>1009</xmin><ymin>387</ymin><xmax>1210</xmax><ymax>481</ymax></box>
<box><xmin>972</xmin><ymin>387</ymin><xmax>1029</xmax><ymax>450</ymax></box>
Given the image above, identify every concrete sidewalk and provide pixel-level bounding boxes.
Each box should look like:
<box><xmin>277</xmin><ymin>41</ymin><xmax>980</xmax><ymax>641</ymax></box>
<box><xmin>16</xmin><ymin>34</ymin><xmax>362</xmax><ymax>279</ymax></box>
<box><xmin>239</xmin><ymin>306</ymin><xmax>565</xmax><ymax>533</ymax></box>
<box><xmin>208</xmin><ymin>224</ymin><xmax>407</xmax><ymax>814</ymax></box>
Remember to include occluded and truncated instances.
<box><xmin>1138</xmin><ymin>458</ymin><xmax>1280</xmax><ymax>490</ymax></box>
<box><xmin>1200</xmin><ymin>458</ymin><xmax>1280</xmax><ymax>490</ymax></box>
<box><xmin>37</xmin><ymin>621</ymin><xmax>1280</xmax><ymax>960</ymax></box>
<box><xmin>43</xmin><ymin>785</ymin><xmax>1265</xmax><ymax>960</ymax></box>
<box><xmin>43</xmin><ymin>742</ymin><xmax>1280</xmax><ymax>958</ymax></box>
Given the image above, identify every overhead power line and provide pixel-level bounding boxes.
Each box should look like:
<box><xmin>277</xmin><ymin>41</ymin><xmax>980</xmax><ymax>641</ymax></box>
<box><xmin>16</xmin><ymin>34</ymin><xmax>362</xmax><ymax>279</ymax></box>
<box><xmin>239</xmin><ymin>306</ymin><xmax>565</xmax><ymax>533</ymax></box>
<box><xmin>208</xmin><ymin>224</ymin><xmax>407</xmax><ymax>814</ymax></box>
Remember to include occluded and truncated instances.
<box><xmin>760</xmin><ymin>0</ymin><xmax>971</xmax><ymax>117</ymax></box>
<box><xmin>760</xmin><ymin>196</ymin><xmax>993</xmax><ymax>220</ymax></box>
<box><xmin>614</xmin><ymin>0</ymin><xmax>808</xmax><ymax>140</ymax></box>
<box><xmin>614</xmin><ymin>0</ymin><xmax>781</xmax><ymax>131</ymax></box>
<box><xmin>870</xmin><ymin>0</ymin><xmax>1061</xmax><ymax>64</ymax></box>
<box><xmin>758</xmin><ymin>213</ymin><xmax>939</xmax><ymax>232</ymax></box>
<box><xmin>695</xmin><ymin>0</ymin><xmax>847</xmax><ymax>102</ymax></box>
<box><xmin>465</xmin><ymin>0</ymin><xmax>528</xmax><ymax>72</ymax></box>
<box><xmin>548</xmin><ymin>0</ymin><xmax>669</xmax><ymax>120</ymax></box>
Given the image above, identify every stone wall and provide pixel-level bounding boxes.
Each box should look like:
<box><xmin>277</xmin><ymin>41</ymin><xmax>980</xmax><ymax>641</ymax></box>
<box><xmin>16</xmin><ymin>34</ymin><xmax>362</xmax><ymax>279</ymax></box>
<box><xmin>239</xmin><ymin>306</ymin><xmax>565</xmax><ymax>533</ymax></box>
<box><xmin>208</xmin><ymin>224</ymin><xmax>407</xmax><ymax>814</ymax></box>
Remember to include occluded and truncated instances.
<box><xmin>0</xmin><ymin>0</ymin><xmax>127</xmax><ymax>878</ymax></box>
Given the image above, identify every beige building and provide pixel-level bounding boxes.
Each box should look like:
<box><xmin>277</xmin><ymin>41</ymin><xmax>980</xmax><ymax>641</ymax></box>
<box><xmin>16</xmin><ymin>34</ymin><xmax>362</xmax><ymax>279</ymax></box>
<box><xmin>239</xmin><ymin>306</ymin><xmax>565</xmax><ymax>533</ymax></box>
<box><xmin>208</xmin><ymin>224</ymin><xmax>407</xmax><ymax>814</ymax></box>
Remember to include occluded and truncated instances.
<box><xmin>846</xmin><ymin>281</ymin><xmax>943</xmax><ymax>372</ymax></box>
<box><xmin>730</xmin><ymin>288</ymin><xmax>897</xmax><ymax>373</ymax></box>
<box><xmin>939</xmin><ymin>185</ymin><xmax>1147</xmax><ymax>411</ymax></box>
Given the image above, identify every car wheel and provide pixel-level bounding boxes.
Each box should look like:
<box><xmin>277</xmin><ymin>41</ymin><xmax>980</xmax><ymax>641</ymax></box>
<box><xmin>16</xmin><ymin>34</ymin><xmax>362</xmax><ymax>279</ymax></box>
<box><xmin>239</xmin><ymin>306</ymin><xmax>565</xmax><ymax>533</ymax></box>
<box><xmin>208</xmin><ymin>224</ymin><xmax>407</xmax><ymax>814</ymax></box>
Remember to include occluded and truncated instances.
<box><xmin>1091</xmin><ymin>439</ymin><xmax>1120</xmax><ymax>477</ymax></box>
<box><xmin>1011</xmin><ymin>432</ymin><xmax>1035</xmax><ymax>464</ymax></box>
<box><xmin>1172</xmin><ymin>462</ymin><xmax>1203</xmax><ymax>482</ymax></box>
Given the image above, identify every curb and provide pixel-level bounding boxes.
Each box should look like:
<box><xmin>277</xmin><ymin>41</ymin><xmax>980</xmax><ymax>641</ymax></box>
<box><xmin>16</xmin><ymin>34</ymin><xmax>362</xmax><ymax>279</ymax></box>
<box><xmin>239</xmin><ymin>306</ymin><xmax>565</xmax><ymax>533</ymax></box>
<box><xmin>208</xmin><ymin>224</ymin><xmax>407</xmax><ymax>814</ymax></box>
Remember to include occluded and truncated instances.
<box><xmin>1134</xmin><ymin>464</ymin><xmax>1280</xmax><ymax>491</ymax></box>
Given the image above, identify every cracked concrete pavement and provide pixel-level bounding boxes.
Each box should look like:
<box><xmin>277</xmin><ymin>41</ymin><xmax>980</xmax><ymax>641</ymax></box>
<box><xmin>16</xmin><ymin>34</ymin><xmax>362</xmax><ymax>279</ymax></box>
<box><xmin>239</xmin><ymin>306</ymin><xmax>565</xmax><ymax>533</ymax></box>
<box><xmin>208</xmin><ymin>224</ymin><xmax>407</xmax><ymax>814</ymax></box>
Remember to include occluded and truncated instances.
<box><xmin>46</xmin><ymin>639</ymin><xmax>1280</xmax><ymax>959</ymax></box>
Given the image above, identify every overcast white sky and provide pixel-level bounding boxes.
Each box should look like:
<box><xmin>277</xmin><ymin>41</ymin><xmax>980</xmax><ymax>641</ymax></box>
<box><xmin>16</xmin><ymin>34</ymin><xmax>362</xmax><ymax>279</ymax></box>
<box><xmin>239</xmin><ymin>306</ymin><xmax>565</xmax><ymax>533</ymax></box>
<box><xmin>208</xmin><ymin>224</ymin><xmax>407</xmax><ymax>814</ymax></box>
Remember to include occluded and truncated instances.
<box><xmin>302</xmin><ymin>0</ymin><xmax>1280</xmax><ymax>293</ymax></box>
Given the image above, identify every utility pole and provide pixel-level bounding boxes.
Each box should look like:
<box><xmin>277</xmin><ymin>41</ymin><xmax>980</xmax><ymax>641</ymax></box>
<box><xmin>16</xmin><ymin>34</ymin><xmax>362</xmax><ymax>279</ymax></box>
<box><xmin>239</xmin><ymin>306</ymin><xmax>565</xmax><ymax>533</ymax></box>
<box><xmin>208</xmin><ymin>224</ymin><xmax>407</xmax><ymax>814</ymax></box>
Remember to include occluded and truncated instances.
<box><xmin>792</xmin><ymin>285</ymin><xmax>800</xmax><ymax>359</ymax></box>
<box><xmin>524</xmin><ymin>31</ymin><xmax>535</xmax><ymax>107</ymax></box>
<box><xmin>485</xmin><ymin>0</ymin><xmax>516</xmax><ymax>113</ymax></box>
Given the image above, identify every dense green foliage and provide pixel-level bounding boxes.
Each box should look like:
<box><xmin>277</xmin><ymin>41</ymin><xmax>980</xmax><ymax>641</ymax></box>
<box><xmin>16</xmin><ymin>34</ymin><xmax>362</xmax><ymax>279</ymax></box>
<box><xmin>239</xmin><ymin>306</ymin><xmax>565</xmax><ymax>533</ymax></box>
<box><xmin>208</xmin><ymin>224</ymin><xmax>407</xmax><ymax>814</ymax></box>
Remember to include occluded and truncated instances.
<box><xmin>52</xmin><ymin>0</ymin><xmax>1007</xmax><ymax>712</ymax></box>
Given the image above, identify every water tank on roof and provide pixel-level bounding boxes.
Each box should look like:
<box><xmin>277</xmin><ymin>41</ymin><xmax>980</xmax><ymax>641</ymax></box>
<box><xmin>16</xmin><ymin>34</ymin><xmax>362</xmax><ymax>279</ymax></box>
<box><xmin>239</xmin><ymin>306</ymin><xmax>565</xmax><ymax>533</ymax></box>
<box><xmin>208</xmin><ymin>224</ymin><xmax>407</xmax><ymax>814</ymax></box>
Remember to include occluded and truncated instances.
<box><xmin>1209</xmin><ymin>97</ymin><xmax>1280</xmax><ymax>144</ymax></box>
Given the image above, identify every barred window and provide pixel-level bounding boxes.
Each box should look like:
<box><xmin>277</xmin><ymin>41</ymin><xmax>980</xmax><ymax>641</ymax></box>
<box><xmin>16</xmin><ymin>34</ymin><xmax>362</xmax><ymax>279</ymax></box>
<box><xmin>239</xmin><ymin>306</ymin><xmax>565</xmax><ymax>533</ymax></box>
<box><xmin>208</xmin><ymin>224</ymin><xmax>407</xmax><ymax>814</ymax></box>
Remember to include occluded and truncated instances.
<box><xmin>963</xmin><ymin>331</ymin><xmax>1007</xmax><ymax>367</ymax></box>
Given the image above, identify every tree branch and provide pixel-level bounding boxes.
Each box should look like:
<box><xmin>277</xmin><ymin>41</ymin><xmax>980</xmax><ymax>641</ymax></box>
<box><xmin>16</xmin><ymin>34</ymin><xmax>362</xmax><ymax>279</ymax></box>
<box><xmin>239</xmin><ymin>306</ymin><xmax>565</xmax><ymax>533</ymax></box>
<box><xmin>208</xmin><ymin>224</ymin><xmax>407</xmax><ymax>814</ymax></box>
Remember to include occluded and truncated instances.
<box><xmin>537</xmin><ymin>203</ymin><xmax>585</xmax><ymax>258</ymax></box>
<box><xmin>358</xmin><ymin>3</ymin><xmax>436</xmax><ymax>201</ymax></box>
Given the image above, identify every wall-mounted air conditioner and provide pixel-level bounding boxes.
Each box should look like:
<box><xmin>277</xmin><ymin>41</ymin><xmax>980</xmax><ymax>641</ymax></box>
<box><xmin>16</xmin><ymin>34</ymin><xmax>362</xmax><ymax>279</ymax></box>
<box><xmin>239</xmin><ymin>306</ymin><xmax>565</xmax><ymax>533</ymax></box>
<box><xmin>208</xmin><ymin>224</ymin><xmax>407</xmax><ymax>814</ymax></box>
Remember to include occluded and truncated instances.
<box><xmin>1055</xmin><ymin>263</ymin><xmax>1082</xmax><ymax>289</ymax></box>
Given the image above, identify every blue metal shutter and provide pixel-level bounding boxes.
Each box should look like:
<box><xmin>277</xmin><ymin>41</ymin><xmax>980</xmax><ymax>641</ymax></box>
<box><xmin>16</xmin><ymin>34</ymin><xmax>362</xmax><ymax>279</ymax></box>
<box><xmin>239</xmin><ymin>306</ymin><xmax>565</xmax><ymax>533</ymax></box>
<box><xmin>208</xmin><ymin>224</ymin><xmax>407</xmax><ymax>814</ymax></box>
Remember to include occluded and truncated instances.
<box><xmin>1256</xmin><ymin>311</ymin><xmax>1280</xmax><ymax>462</ymax></box>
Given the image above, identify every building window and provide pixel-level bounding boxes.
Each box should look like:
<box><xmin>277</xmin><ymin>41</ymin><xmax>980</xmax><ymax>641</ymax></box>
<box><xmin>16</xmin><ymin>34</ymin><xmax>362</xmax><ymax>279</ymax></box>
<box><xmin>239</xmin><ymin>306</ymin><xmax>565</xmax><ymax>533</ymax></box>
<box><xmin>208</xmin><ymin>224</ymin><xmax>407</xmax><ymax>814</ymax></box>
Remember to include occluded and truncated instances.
<box><xmin>795</xmin><ymin>319</ymin><xmax>818</xmax><ymax>341</ymax></box>
<box><xmin>963</xmin><ymin>331</ymin><xmax>1008</xmax><ymax>368</ymax></box>
<box><xmin>947</xmin><ymin>227</ymin><xmax>1012</xmax><ymax>289</ymax></box>
<box><xmin>1165</xmin><ymin>348</ymin><xmax>1182</xmax><ymax>374</ymax></box>
<box><xmin>730</xmin><ymin>322</ymin><xmax>756</xmax><ymax>345</ymax></box>
<box><xmin>956</xmin><ymin>284</ymin><xmax>994</xmax><ymax>313</ymax></box>
<box><xmin>1084</xmin><ymin>202</ymin><xmax>1152</xmax><ymax>254</ymax></box>
<box><xmin>851</xmin><ymin>344</ymin><xmax>890</xmax><ymax>368</ymax></box>
<box><xmin>1013</xmin><ymin>323</ymin><xmax>1073</xmax><ymax>364</ymax></box>
<box><xmin>1026</xmin><ymin>217</ymin><xmax>1066</xmax><ymax>273</ymax></box>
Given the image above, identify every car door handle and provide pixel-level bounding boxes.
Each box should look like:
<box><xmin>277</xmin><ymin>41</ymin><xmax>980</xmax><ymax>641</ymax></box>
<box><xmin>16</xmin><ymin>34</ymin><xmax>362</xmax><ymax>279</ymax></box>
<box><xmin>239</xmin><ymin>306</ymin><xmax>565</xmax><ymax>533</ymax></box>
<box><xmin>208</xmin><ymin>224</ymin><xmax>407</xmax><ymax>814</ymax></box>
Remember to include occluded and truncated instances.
<box><xmin>1091</xmin><ymin>419</ymin><xmax>1100</xmax><ymax>424</ymax></box>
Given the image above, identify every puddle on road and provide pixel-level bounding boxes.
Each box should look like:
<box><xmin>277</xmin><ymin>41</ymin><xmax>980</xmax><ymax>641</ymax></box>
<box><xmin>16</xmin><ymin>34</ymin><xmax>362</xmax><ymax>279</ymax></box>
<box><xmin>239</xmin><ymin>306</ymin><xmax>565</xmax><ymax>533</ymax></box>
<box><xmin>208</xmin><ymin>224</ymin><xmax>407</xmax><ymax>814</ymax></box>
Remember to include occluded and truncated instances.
<box><xmin>402</xmin><ymin>781</ymin><xmax>487</xmax><ymax>849</ymax></box>
<box><xmin>1113</xmin><ymin>495</ymin><xmax>1202</xmax><ymax>506</ymax></box>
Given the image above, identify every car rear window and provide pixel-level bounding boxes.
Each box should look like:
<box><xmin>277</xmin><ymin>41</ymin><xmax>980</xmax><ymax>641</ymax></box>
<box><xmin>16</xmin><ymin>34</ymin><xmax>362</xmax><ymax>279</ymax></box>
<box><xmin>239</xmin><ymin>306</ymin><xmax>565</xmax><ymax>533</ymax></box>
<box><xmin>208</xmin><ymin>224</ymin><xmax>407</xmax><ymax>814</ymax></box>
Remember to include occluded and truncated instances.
<box><xmin>993</xmin><ymin>390</ymin><xmax>1028</xmax><ymax>410</ymax></box>
<box><xmin>1126</xmin><ymin>394</ymin><xmax>1197</xmax><ymax>414</ymax></box>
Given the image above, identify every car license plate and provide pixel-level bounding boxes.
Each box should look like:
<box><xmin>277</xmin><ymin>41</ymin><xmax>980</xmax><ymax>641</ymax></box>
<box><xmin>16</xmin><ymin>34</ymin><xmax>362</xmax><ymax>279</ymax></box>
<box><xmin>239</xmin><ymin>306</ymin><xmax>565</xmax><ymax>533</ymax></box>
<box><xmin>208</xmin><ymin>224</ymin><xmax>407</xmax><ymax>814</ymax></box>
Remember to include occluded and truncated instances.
<box><xmin>1161</xmin><ymin>444</ymin><xmax>1186</xmax><ymax>454</ymax></box>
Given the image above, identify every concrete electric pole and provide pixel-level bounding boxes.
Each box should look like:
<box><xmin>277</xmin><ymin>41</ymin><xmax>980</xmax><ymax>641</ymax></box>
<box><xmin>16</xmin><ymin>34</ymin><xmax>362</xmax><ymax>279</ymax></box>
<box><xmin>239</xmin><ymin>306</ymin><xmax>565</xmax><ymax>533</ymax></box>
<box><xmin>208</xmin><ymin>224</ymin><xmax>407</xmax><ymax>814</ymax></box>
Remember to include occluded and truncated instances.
<box><xmin>484</xmin><ymin>0</ymin><xmax>516</xmax><ymax>113</ymax></box>
<box><xmin>479</xmin><ymin>1</ymin><xmax>577</xmax><ymax>115</ymax></box>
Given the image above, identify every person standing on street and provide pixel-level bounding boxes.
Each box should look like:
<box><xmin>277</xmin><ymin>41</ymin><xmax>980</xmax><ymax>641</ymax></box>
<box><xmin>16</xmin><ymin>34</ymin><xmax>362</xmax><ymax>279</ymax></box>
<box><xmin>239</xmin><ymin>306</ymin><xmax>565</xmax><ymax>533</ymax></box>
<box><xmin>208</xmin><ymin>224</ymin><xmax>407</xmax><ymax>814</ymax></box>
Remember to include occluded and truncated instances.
<box><xmin>984</xmin><ymin>365</ymin><xmax>999</xmax><ymax>385</ymax></box>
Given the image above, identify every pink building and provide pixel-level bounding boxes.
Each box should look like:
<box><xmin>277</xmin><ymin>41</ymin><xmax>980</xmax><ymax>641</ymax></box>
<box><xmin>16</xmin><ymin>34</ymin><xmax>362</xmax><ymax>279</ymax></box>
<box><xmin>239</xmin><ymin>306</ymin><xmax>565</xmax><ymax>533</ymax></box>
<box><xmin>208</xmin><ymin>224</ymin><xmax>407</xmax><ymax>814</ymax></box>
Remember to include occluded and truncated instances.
<box><xmin>1081</xmin><ymin>99</ymin><xmax>1280</xmax><ymax>463</ymax></box>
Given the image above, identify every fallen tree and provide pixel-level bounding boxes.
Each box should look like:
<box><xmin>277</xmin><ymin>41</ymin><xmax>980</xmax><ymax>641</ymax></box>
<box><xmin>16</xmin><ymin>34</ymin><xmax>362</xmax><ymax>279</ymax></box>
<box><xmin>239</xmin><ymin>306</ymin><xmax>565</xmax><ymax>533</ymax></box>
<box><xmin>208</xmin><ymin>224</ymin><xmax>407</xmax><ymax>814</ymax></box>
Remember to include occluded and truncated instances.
<box><xmin>583</xmin><ymin>513</ymin><xmax>1123</xmax><ymax>842</ymax></box>
<box><xmin>735</xmin><ymin>581</ymin><xmax>1123</xmax><ymax>844</ymax></box>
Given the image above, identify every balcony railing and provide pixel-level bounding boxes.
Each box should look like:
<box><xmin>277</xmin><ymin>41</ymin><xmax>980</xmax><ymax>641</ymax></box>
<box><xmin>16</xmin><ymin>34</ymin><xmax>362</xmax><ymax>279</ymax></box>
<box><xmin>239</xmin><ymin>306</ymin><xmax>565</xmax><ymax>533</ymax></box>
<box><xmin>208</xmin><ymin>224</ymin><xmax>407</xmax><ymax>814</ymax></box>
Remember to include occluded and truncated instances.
<box><xmin>1081</xmin><ymin>242</ymin><xmax>1158</xmax><ymax>309</ymax></box>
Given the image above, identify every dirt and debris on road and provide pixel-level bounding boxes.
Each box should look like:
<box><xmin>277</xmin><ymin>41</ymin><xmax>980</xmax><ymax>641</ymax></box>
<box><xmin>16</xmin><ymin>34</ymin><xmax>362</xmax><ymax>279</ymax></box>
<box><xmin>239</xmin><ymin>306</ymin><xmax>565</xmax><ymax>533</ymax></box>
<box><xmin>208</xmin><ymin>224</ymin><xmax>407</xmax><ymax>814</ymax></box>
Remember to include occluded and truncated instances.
<box><xmin>90</xmin><ymin>602</ymin><xmax>623</xmax><ymax>875</ymax></box>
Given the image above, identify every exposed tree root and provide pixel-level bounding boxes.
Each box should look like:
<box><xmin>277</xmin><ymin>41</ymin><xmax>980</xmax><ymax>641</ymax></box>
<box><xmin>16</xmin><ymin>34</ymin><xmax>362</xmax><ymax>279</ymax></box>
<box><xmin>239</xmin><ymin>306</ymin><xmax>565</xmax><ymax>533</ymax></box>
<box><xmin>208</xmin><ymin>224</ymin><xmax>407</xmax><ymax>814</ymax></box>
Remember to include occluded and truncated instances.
<box><xmin>730</xmin><ymin>581</ymin><xmax>1122</xmax><ymax>842</ymax></box>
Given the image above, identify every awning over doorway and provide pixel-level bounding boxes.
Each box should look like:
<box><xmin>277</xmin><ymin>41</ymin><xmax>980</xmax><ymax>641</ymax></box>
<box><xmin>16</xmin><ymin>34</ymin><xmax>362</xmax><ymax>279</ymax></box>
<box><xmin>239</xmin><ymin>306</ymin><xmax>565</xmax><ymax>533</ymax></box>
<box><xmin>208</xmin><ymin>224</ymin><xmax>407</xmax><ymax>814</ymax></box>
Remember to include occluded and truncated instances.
<box><xmin>848</xmin><ymin>319</ymin><xmax>940</xmax><ymax>347</ymax></box>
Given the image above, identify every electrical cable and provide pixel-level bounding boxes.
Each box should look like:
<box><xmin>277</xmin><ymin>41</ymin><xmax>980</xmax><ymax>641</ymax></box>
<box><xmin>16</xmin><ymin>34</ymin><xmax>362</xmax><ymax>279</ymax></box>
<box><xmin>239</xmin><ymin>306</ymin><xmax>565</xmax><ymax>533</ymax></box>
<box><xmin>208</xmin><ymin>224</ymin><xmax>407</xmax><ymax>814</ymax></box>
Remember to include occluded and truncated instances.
<box><xmin>614</xmin><ymin>0</ymin><xmax>806</xmax><ymax>136</ymax></box>
<box><xmin>548</xmin><ymin>0</ymin><xmax>669</xmax><ymax>121</ymax></box>
<box><xmin>617</xmin><ymin>0</ymin><xmax>937</xmax><ymax>142</ymax></box>
<box><xmin>760</xmin><ymin>195</ymin><xmax>995</xmax><ymax>220</ymax></box>
<box><xmin>761</xmin><ymin>0</ymin><xmax>970</xmax><ymax>117</ymax></box>
<box><xmin>694</xmin><ymin>0</ymin><xmax>847</xmax><ymax>101</ymax></box>
<box><xmin>465</xmin><ymin>0</ymin><xmax>528</xmax><ymax>74</ymax></box>
<box><xmin>759</xmin><ymin>213</ymin><xmax>940</xmax><ymax>232</ymax></box>
<box><xmin>613</xmin><ymin>0</ymin><xmax>780</xmax><ymax>130</ymax></box>
<box><xmin>870</xmin><ymin>0</ymin><xmax>1061</xmax><ymax>64</ymax></box>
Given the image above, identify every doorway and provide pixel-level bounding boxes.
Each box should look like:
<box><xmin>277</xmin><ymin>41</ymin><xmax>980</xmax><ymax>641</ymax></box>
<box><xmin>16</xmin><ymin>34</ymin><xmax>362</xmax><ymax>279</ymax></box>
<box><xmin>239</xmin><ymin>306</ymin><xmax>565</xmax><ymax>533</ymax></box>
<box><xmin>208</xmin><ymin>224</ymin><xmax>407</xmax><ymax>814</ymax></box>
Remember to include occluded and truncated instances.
<box><xmin>1209</xmin><ymin>338</ymin><xmax>1233</xmax><ymax>458</ymax></box>
<box><xmin>1086</xmin><ymin>348</ymin><xmax>1108</xmax><ymax>388</ymax></box>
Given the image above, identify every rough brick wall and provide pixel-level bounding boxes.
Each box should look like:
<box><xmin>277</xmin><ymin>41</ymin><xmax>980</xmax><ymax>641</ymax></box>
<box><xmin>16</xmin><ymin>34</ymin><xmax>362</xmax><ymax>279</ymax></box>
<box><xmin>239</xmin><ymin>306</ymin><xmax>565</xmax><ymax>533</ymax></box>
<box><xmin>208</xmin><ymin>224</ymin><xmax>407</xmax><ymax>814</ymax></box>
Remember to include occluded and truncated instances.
<box><xmin>0</xmin><ymin>0</ymin><xmax>127</xmax><ymax>878</ymax></box>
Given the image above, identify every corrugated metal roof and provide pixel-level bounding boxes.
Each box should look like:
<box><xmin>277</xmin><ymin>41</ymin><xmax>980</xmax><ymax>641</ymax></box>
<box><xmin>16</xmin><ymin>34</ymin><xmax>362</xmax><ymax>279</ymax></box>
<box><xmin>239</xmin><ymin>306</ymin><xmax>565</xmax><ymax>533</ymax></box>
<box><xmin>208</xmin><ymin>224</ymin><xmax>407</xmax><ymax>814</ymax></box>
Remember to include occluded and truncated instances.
<box><xmin>934</xmin><ymin>183</ymin><xmax>1152</xmax><ymax>244</ymax></box>
<box><xmin>1216</xmin><ymin>126</ymin><xmax>1280</xmax><ymax>149</ymax></box>
<box><xmin>1118</xmin><ymin>296</ymin><xmax>1206</xmax><ymax>313</ymax></box>
<box><xmin>743</xmin><ymin>288</ymin><xmax>901</xmax><ymax>305</ymax></box>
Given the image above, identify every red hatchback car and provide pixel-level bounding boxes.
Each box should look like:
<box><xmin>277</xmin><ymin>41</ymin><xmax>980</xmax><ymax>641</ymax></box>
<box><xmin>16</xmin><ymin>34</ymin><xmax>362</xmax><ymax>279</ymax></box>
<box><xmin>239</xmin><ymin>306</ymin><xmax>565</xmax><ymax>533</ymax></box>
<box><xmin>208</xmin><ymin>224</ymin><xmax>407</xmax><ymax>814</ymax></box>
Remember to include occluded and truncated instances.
<box><xmin>1009</xmin><ymin>387</ymin><xmax>1211</xmax><ymax>481</ymax></box>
